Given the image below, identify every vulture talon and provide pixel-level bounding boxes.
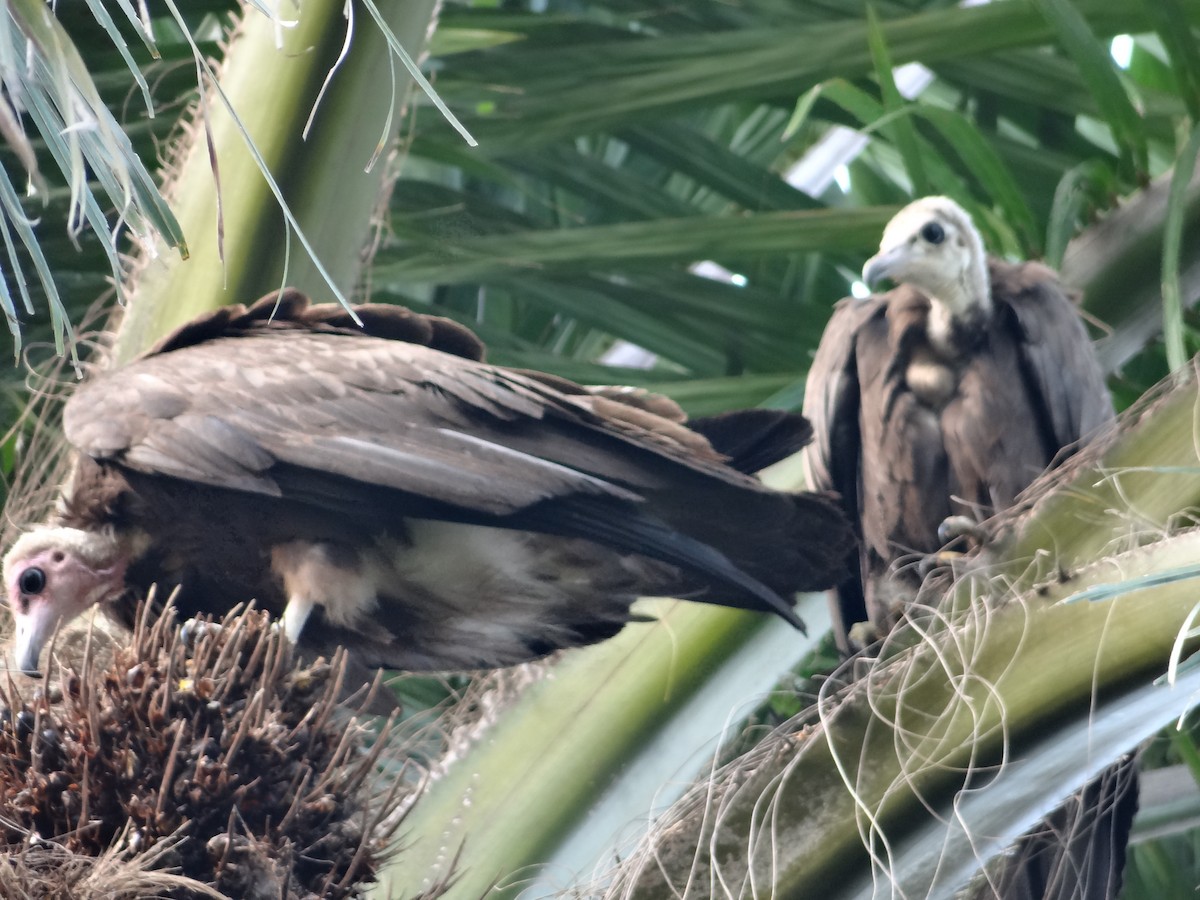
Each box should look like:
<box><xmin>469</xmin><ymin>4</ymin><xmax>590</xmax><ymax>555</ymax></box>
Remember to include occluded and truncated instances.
<box><xmin>937</xmin><ymin>515</ymin><xmax>985</xmax><ymax>549</ymax></box>
<box><xmin>917</xmin><ymin>549</ymin><xmax>965</xmax><ymax>579</ymax></box>
<box><xmin>846</xmin><ymin>620</ymin><xmax>881</xmax><ymax>652</ymax></box>
<box><xmin>180</xmin><ymin>618</ymin><xmax>221</xmax><ymax>647</ymax></box>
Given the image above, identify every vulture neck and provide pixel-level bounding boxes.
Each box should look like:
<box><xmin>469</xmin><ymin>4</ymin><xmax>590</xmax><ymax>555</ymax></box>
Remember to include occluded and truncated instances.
<box><xmin>925</xmin><ymin>257</ymin><xmax>991</xmax><ymax>359</ymax></box>
<box><xmin>59</xmin><ymin>524</ymin><xmax>148</xmax><ymax>577</ymax></box>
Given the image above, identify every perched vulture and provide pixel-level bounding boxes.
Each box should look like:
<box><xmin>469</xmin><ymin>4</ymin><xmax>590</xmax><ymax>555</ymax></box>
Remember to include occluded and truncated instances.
<box><xmin>3</xmin><ymin>290</ymin><xmax>851</xmax><ymax>678</ymax></box>
<box><xmin>804</xmin><ymin>196</ymin><xmax>1130</xmax><ymax>900</ymax></box>
<box><xmin>803</xmin><ymin>196</ymin><xmax>1114</xmax><ymax>646</ymax></box>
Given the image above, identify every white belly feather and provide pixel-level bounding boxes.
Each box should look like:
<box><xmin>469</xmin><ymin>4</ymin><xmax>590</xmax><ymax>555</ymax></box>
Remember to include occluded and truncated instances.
<box><xmin>270</xmin><ymin>520</ymin><xmax>670</xmax><ymax>663</ymax></box>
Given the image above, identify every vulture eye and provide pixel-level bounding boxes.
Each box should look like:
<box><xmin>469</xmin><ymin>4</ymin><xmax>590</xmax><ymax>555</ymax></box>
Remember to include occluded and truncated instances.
<box><xmin>18</xmin><ymin>568</ymin><xmax>46</xmax><ymax>596</ymax></box>
<box><xmin>920</xmin><ymin>221</ymin><xmax>945</xmax><ymax>245</ymax></box>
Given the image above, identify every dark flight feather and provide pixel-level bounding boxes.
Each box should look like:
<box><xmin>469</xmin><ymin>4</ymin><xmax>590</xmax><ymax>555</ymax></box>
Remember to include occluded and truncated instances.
<box><xmin>687</xmin><ymin>408</ymin><xmax>814</xmax><ymax>475</ymax></box>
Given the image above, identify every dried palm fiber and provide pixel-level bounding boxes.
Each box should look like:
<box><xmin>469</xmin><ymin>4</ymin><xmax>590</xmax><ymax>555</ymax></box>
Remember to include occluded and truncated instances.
<box><xmin>0</xmin><ymin>595</ymin><xmax>422</xmax><ymax>899</ymax></box>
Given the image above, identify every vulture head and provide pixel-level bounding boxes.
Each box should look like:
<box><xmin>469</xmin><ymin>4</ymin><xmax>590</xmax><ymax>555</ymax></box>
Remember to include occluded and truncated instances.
<box><xmin>863</xmin><ymin>196</ymin><xmax>991</xmax><ymax>342</ymax></box>
<box><xmin>4</xmin><ymin>527</ymin><xmax>129</xmax><ymax>674</ymax></box>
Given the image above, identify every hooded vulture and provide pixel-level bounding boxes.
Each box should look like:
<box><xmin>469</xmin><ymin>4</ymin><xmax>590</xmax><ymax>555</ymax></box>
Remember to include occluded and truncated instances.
<box><xmin>803</xmin><ymin>196</ymin><xmax>1114</xmax><ymax>647</ymax></box>
<box><xmin>2</xmin><ymin>290</ymin><xmax>852</xmax><ymax>680</ymax></box>
<box><xmin>805</xmin><ymin>196</ymin><xmax>1130</xmax><ymax>900</ymax></box>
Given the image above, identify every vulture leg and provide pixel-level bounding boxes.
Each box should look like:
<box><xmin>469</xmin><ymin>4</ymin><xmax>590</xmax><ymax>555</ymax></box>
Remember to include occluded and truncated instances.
<box><xmin>846</xmin><ymin>621</ymin><xmax>881</xmax><ymax>651</ymax></box>
<box><xmin>283</xmin><ymin>600</ymin><xmax>315</xmax><ymax>643</ymax></box>
<box><xmin>271</xmin><ymin>541</ymin><xmax>378</xmax><ymax>643</ymax></box>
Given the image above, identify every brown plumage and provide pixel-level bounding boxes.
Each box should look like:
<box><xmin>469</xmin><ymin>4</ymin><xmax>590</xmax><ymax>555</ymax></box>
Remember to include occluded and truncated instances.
<box><xmin>804</xmin><ymin>197</ymin><xmax>1114</xmax><ymax>647</ymax></box>
<box><xmin>3</xmin><ymin>289</ymin><xmax>851</xmax><ymax>680</ymax></box>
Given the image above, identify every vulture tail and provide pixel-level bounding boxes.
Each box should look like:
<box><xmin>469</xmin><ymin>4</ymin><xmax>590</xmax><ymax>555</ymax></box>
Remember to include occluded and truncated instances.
<box><xmin>652</xmin><ymin>487</ymin><xmax>854</xmax><ymax>604</ymax></box>
<box><xmin>773</xmin><ymin>490</ymin><xmax>857</xmax><ymax>593</ymax></box>
<box><xmin>507</xmin><ymin>497</ymin><xmax>806</xmax><ymax>630</ymax></box>
<box><xmin>688</xmin><ymin>409</ymin><xmax>814</xmax><ymax>475</ymax></box>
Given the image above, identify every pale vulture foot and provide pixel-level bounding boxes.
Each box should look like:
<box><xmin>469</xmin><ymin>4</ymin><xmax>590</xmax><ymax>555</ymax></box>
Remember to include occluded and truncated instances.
<box><xmin>916</xmin><ymin>516</ymin><xmax>987</xmax><ymax>579</ymax></box>
<box><xmin>917</xmin><ymin>549</ymin><xmax>964</xmax><ymax>580</ymax></box>
<box><xmin>916</xmin><ymin>513</ymin><xmax>984</xmax><ymax>578</ymax></box>
<box><xmin>282</xmin><ymin>598</ymin><xmax>315</xmax><ymax>643</ymax></box>
<box><xmin>271</xmin><ymin>540</ymin><xmax>378</xmax><ymax>645</ymax></box>
<box><xmin>847</xmin><ymin>620</ymin><xmax>881</xmax><ymax>651</ymax></box>
<box><xmin>180</xmin><ymin>618</ymin><xmax>224</xmax><ymax>647</ymax></box>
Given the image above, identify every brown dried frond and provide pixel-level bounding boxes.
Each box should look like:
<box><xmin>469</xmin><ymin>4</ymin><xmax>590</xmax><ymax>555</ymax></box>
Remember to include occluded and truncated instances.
<box><xmin>0</xmin><ymin>597</ymin><xmax>419</xmax><ymax>899</ymax></box>
<box><xmin>0</xmin><ymin>833</ymin><xmax>225</xmax><ymax>899</ymax></box>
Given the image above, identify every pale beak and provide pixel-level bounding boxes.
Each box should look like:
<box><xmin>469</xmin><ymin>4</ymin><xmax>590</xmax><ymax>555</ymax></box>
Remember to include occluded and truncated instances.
<box><xmin>12</xmin><ymin>601</ymin><xmax>60</xmax><ymax>676</ymax></box>
<box><xmin>862</xmin><ymin>245</ymin><xmax>907</xmax><ymax>288</ymax></box>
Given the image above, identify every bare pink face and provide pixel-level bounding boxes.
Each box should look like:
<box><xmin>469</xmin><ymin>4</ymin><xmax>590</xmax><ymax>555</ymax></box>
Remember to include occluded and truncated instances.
<box><xmin>3</xmin><ymin>539</ymin><xmax>126</xmax><ymax>675</ymax></box>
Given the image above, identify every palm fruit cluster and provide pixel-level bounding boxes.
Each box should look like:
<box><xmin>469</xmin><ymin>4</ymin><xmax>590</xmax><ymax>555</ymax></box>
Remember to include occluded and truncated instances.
<box><xmin>0</xmin><ymin>600</ymin><xmax>408</xmax><ymax>899</ymax></box>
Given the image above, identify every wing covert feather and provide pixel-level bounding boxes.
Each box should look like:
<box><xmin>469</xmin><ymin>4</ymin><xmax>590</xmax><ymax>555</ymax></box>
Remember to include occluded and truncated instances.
<box><xmin>65</xmin><ymin>327</ymin><xmax>768</xmax><ymax>519</ymax></box>
<box><xmin>53</xmin><ymin>291</ymin><xmax>855</xmax><ymax>631</ymax></box>
<box><xmin>802</xmin><ymin>296</ymin><xmax>880</xmax><ymax>497</ymax></box>
<box><xmin>992</xmin><ymin>260</ymin><xmax>1115</xmax><ymax>449</ymax></box>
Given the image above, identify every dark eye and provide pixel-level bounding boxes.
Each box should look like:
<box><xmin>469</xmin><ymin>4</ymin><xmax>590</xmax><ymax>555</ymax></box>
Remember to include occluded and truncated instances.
<box><xmin>920</xmin><ymin>221</ymin><xmax>945</xmax><ymax>244</ymax></box>
<box><xmin>18</xmin><ymin>568</ymin><xmax>45</xmax><ymax>596</ymax></box>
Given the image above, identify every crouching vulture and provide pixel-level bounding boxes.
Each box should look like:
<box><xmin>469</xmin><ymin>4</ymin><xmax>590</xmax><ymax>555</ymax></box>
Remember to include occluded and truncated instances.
<box><xmin>3</xmin><ymin>290</ymin><xmax>851</xmax><ymax>678</ymax></box>
<box><xmin>804</xmin><ymin>196</ymin><xmax>1130</xmax><ymax>900</ymax></box>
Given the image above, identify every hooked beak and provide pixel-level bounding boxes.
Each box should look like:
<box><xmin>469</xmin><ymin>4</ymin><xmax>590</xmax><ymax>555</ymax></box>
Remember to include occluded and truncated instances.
<box><xmin>12</xmin><ymin>601</ymin><xmax>59</xmax><ymax>677</ymax></box>
<box><xmin>862</xmin><ymin>245</ymin><xmax>907</xmax><ymax>288</ymax></box>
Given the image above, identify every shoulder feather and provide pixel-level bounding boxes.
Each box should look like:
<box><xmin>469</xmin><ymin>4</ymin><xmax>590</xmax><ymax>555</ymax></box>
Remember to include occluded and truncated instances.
<box><xmin>146</xmin><ymin>289</ymin><xmax>487</xmax><ymax>362</ymax></box>
<box><xmin>989</xmin><ymin>258</ymin><xmax>1115</xmax><ymax>447</ymax></box>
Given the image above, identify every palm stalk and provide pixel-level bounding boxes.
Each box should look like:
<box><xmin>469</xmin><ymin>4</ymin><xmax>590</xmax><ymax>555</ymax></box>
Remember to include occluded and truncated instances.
<box><xmin>603</xmin><ymin>364</ymin><xmax>1200</xmax><ymax>897</ymax></box>
<box><xmin>379</xmin><ymin>592</ymin><xmax>829</xmax><ymax>899</ymax></box>
<box><xmin>115</xmin><ymin>0</ymin><xmax>441</xmax><ymax>362</ymax></box>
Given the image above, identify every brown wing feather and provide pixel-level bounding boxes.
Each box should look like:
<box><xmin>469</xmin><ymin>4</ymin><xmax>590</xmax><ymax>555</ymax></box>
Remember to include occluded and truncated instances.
<box><xmin>147</xmin><ymin>289</ymin><xmax>487</xmax><ymax>362</ymax></box>
<box><xmin>687</xmin><ymin>409</ymin><xmax>814</xmax><ymax>475</ymax></box>
<box><xmin>990</xmin><ymin>259</ymin><xmax>1115</xmax><ymax>453</ymax></box>
<box><xmin>802</xmin><ymin>295</ymin><xmax>892</xmax><ymax>644</ymax></box>
<box><xmin>802</xmin><ymin>296</ymin><xmax>880</xmax><ymax>499</ymax></box>
<box><xmin>65</xmin><ymin>291</ymin><xmax>852</xmax><ymax>615</ymax></box>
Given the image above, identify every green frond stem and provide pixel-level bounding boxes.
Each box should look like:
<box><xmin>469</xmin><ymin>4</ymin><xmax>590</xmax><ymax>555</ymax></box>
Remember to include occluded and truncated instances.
<box><xmin>611</xmin><ymin>366</ymin><xmax>1200</xmax><ymax>897</ymax></box>
<box><xmin>116</xmin><ymin>0</ymin><xmax>440</xmax><ymax>361</ymax></box>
